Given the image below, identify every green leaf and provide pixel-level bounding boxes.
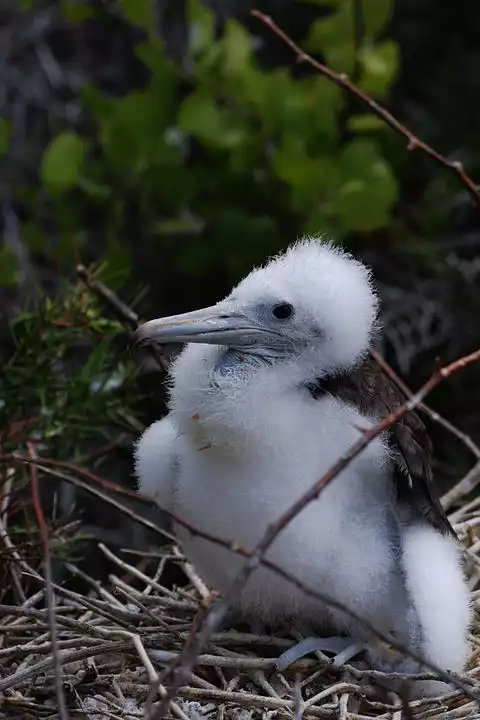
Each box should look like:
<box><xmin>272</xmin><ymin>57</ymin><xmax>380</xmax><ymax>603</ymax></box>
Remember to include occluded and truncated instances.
<box><xmin>188</xmin><ymin>0</ymin><xmax>215</xmax><ymax>55</ymax></box>
<box><xmin>22</xmin><ymin>221</ymin><xmax>47</xmax><ymax>254</ymax></box>
<box><xmin>0</xmin><ymin>244</ymin><xmax>19</xmax><ymax>287</ymax></box>
<box><xmin>255</xmin><ymin>72</ymin><xmax>340</xmax><ymax>144</ymax></box>
<box><xmin>153</xmin><ymin>216</ymin><xmax>204</xmax><ymax>236</ymax></box>
<box><xmin>79</xmin><ymin>339</ymin><xmax>110</xmax><ymax>383</ymax></box>
<box><xmin>361</xmin><ymin>0</ymin><xmax>394</xmax><ymax>38</ymax></box>
<box><xmin>178</xmin><ymin>90</ymin><xmax>221</xmax><ymax>139</ymax></box>
<box><xmin>335</xmin><ymin>139</ymin><xmax>398</xmax><ymax>230</ymax></box>
<box><xmin>101</xmin><ymin>239</ymin><xmax>130</xmax><ymax>290</ymax></box>
<box><xmin>76</xmin><ymin>175</ymin><xmax>111</xmax><ymax>199</ymax></box>
<box><xmin>117</xmin><ymin>0</ymin><xmax>154</xmax><ymax>31</ymax></box>
<box><xmin>358</xmin><ymin>41</ymin><xmax>399</xmax><ymax>97</ymax></box>
<box><xmin>273</xmin><ymin>135</ymin><xmax>339</xmax><ymax>198</ymax></box>
<box><xmin>61</xmin><ymin>0</ymin><xmax>97</xmax><ymax>22</ymax></box>
<box><xmin>223</xmin><ymin>20</ymin><xmax>253</xmax><ymax>75</ymax></box>
<box><xmin>0</xmin><ymin>117</ymin><xmax>11</xmax><ymax>157</ymax></box>
<box><xmin>347</xmin><ymin>113</ymin><xmax>387</xmax><ymax>132</ymax></box>
<box><xmin>41</xmin><ymin>132</ymin><xmax>87</xmax><ymax>194</ymax></box>
<box><xmin>305</xmin><ymin>4</ymin><xmax>355</xmax><ymax>74</ymax></box>
<box><xmin>82</xmin><ymin>85</ymin><xmax>113</xmax><ymax>121</ymax></box>
<box><xmin>179</xmin><ymin>90</ymin><xmax>244</xmax><ymax>148</ymax></box>
<box><xmin>100</xmin><ymin>87</ymin><xmax>176</xmax><ymax>173</ymax></box>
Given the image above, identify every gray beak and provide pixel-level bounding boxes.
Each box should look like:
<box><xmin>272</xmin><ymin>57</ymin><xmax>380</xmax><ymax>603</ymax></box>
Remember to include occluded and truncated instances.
<box><xmin>134</xmin><ymin>305</ymin><xmax>277</xmax><ymax>350</ymax></box>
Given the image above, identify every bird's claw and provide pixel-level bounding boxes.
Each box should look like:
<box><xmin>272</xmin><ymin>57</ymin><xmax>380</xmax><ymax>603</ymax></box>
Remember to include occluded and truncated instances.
<box><xmin>276</xmin><ymin>635</ymin><xmax>367</xmax><ymax>672</ymax></box>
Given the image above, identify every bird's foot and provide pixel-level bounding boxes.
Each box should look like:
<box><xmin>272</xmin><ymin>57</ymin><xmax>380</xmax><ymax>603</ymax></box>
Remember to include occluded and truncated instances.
<box><xmin>276</xmin><ymin>635</ymin><xmax>367</xmax><ymax>671</ymax></box>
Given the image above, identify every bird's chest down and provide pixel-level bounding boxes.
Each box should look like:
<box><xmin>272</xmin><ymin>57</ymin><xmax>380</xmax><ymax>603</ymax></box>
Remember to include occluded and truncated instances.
<box><xmin>172</xmin><ymin>396</ymin><xmax>402</xmax><ymax>627</ymax></box>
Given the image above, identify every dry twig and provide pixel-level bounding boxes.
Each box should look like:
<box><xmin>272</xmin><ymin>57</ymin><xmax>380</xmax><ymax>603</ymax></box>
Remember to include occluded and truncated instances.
<box><xmin>76</xmin><ymin>264</ymin><xmax>169</xmax><ymax>371</ymax></box>
<box><xmin>369</xmin><ymin>349</ymin><xmax>480</xmax><ymax>462</ymax></box>
<box><xmin>27</xmin><ymin>442</ymin><xmax>69</xmax><ymax>720</ymax></box>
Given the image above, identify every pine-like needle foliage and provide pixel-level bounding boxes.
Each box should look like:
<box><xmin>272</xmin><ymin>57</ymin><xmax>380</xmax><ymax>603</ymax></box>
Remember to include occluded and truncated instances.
<box><xmin>0</xmin><ymin>268</ymin><xmax>143</xmax><ymax>585</ymax></box>
<box><xmin>1</xmin><ymin>270</ymin><xmax>140</xmax><ymax>457</ymax></box>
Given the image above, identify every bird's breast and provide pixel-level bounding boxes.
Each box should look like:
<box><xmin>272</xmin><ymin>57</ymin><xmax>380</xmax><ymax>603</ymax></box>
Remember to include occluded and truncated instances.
<box><xmin>171</xmin><ymin>392</ymin><xmax>397</xmax><ymax>624</ymax></box>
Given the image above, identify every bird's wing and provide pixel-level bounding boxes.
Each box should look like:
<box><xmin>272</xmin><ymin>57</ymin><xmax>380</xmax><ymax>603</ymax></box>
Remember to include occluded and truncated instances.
<box><xmin>134</xmin><ymin>415</ymin><xmax>180</xmax><ymax>512</ymax></box>
<box><xmin>311</xmin><ymin>357</ymin><xmax>455</xmax><ymax>537</ymax></box>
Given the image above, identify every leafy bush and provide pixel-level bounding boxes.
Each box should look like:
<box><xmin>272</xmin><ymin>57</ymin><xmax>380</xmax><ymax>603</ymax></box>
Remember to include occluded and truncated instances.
<box><xmin>1</xmin><ymin>0</ymin><xmax>402</xmax><ymax>289</ymax></box>
<box><xmin>0</xmin><ymin>268</ymin><xmax>139</xmax><ymax>461</ymax></box>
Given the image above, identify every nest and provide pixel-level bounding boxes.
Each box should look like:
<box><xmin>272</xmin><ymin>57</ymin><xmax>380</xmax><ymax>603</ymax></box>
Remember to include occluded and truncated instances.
<box><xmin>1</xmin><ymin>491</ymin><xmax>480</xmax><ymax>720</ymax></box>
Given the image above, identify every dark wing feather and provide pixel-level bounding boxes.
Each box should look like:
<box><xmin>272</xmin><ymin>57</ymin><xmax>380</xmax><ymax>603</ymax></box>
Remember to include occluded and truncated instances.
<box><xmin>311</xmin><ymin>357</ymin><xmax>455</xmax><ymax>537</ymax></box>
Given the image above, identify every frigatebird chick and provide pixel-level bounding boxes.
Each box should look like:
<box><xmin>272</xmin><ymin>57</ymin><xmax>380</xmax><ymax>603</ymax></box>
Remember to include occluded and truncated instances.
<box><xmin>134</xmin><ymin>238</ymin><xmax>471</xmax><ymax>696</ymax></box>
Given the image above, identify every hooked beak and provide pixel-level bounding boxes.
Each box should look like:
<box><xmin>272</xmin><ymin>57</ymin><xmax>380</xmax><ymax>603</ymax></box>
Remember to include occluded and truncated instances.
<box><xmin>134</xmin><ymin>305</ymin><xmax>281</xmax><ymax>353</ymax></box>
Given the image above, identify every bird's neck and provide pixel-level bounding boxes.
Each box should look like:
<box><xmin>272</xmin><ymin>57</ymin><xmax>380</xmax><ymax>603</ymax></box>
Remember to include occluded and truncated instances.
<box><xmin>168</xmin><ymin>344</ymin><xmax>341</xmax><ymax>452</ymax></box>
<box><xmin>214</xmin><ymin>348</ymin><xmax>273</xmax><ymax>378</ymax></box>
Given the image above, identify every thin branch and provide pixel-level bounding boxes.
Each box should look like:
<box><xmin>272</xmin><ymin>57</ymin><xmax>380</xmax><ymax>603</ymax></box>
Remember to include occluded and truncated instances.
<box><xmin>368</xmin><ymin>349</ymin><xmax>480</xmax><ymax>510</ymax></box>
<box><xmin>369</xmin><ymin>348</ymin><xmax>480</xmax><ymax>460</ymax></box>
<box><xmin>172</xmin><ymin>545</ymin><xmax>211</xmax><ymax>600</ymax></box>
<box><xmin>0</xmin><ymin>640</ymin><xmax>130</xmax><ymax>693</ymax></box>
<box><xmin>27</xmin><ymin>442</ymin><xmax>69</xmax><ymax>720</ymax></box>
<box><xmin>0</xmin><ymin>469</ymin><xmax>27</xmax><ymax>603</ymax></box>
<box><xmin>0</xmin><ymin>455</ymin><xmax>177</xmax><ymax>544</ymax></box>
<box><xmin>442</xmin><ymin>461</ymin><xmax>480</xmax><ymax>512</ymax></box>
<box><xmin>76</xmin><ymin>265</ymin><xmax>140</xmax><ymax>330</ymax></box>
<box><xmin>251</xmin><ymin>10</ymin><xmax>480</xmax><ymax>207</ymax></box>
<box><xmin>76</xmin><ymin>264</ymin><xmax>169</xmax><ymax>371</ymax></box>
<box><xmin>151</xmin><ymin>347</ymin><xmax>480</xmax><ymax>717</ymax></box>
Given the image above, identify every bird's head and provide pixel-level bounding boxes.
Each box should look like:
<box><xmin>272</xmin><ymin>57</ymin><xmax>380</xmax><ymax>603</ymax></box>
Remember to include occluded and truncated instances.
<box><xmin>135</xmin><ymin>238</ymin><xmax>379</xmax><ymax>380</ymax></box>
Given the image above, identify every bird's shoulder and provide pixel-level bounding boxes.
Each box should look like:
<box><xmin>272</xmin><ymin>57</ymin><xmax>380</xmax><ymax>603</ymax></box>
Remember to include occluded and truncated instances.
<box><xmin>309</xmin><ymin>356</ymin><xmax>455</xmax><ymax>537</ymax></box>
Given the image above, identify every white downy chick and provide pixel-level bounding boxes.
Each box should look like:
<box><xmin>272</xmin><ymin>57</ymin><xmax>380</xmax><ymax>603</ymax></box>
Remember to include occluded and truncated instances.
<box><xmin>134</xmin><ymin>238</ymin><xmax>471</xmax><ymax>696</ymax></box>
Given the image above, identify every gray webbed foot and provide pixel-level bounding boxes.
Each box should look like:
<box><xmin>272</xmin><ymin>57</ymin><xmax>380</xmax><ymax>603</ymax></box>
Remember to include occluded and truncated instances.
<box><xmin>276</xmin><ymin>635</ymin><xmax>367</xmax><ymax>671</ymax></box>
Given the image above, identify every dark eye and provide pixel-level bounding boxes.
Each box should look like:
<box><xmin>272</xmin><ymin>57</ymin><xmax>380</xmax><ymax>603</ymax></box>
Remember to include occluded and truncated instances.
<box><xmin>272</xmin><ymin>303</ymin><xmax>294</xmax><ymax>320</ymax></box>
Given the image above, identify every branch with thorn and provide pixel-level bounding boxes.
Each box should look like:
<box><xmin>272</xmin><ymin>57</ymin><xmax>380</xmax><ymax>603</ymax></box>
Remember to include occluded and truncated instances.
<box><xmin>251</xmin><ymin>10</ymin><xmax>480</xmax><ymax>208</ymax></box>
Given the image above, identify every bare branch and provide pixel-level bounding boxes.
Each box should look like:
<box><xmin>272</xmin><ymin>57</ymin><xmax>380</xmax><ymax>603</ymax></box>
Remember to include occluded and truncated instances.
<box><xmin>251</xmin><ymin>10</ymin><xmax>480</xmax><ymax>208</ymax></box>
<box><xmin>27</xmin><ymin>442</ymin><xmax>69</xmax><ymax>720</ymax></box>
<box><xmin>369</xmin><ymin>348</ymin><xmax>480</xmax><ymax>461</ymax></box>
<box><xmin>76</xmin><ymin>264</ymin><xmax>169</xmax><ymax>371</ymax></box>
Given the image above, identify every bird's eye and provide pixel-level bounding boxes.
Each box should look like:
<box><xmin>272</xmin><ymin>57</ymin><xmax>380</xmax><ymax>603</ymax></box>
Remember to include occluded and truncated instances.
<box><xmin>272</xmin><ymin>303</ymin><xmax>294</xmax><ymax>320</ymax></box>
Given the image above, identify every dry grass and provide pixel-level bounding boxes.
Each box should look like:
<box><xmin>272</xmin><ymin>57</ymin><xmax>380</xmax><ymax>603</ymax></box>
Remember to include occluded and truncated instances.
<box><xmin>0</xmin><ymin>494</ymin><xmax>480</xmax><ymax>720</ymax></box>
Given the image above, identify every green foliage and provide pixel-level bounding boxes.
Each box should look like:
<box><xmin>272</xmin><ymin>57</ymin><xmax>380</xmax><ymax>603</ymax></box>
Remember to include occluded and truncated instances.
<box><xmin>1</xmin><ymin>271</ymin><xmax>139</xmax><ymax>458</ymax></box>
<box><xmin>117</xmin><ymin>0</ymin><xmax>155</xmax><ymax>32</ymax></box>
<box><xmin>10</xmin><ymin>0</ymin><xmax>402</xmax><ymax>290</ymax></box>
<box><xmin>0</xmin><ymin>244</ymin><xmax>19</xmax><ymax>286</ymax></box>
<box><xmin>335</xmin><ymin>139</ymin><xmax>398</xmax><ymax>230</ymax></box>
<box><xmin>61</xmin><ymin>0</ymin><xmax>97</xmax><ymax>22</ymax></box>
<box><xmin>358</xmin><ymin>41</ymin><xmax>399</xmax><ymax>97</ymax></box>
<box><xmin>41</xmin><ymin>132</ymin><xmax>87</xmax><ymax>194</ymax></box>
<box><xmin>0</xmin><ymin>273</ymin><xmax>143</xmax><ymax>573</ymax></box>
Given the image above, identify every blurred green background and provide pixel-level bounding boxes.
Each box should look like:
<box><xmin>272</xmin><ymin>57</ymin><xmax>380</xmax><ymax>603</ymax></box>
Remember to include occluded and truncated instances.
<box><xmin>1</xmin><ymin>0</ymin><xmax>480</xmax><ymax>495</ymax></box>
